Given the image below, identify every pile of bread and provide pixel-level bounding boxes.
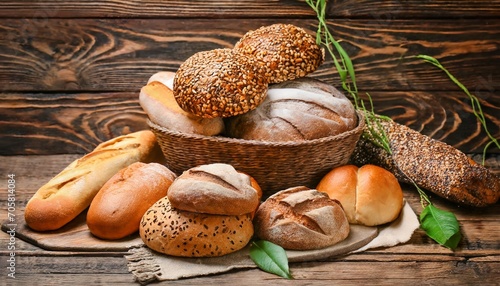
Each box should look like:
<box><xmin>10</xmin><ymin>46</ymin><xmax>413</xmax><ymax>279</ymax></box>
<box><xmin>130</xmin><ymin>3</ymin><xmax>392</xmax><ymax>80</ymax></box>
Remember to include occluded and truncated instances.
<box><xmin>24</xmin><ymin>24</ymin><xmax>405</xmax><ymax>257</ymax></box>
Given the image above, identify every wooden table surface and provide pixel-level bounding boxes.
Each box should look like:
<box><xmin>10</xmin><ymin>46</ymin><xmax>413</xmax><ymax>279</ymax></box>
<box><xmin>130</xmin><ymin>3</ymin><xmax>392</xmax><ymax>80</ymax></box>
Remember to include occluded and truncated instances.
<box><xmin>0</xmin><ymin>155</ymin><xmax>498</xmax><ymax>285</ymax></box>
<box><xmin>0</xmin><ymin>1</ymin><xmax>499</xmax><ymax>285</ymax></box>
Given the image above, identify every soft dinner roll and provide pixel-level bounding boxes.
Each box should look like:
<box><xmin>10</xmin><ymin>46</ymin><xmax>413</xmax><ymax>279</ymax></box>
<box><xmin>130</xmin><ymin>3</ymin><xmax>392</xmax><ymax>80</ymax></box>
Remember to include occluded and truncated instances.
<box><xmin>173</xmin><ymin>48</ymin><xmax>268</xmax><ymax>118</ymax></box>
<box><xmin>254</xmin><ymin>186</ymin><xmax>350</xmax><ymax>250</ymax></box>
<box><xmin>86</xmin><ymin>162</ymin><xmax>176</xmax><ymax>240</ymax></box>
<box><xmin>139</xmin><ymin>196</ymin><xmax>254</xmax><ymax>257</ymax></box>
<box><xmin>317</xmin><ymin>164</ymin><xmax>404</xmax><ymax>226</ymax></box>
<box><xmin>167</xmin><ymin>163</ymin><xmax>260</xmax><ymax>216</ymax></box>
<box><xmin>225</xmin><ymin>77</ymin><xmax>357</xmax><ymax>142</ymax></box>
<box><xmin>234</xmin><ymin>23</ymin><xmax>324</xmax><ymax>84</ymax></box>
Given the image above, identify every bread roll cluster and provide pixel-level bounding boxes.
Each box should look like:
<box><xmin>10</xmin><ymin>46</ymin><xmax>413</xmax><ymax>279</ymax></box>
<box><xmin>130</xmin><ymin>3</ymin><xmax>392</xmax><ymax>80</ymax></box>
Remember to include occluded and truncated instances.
<box><xmin>139</xmin><ymin>163</ymin><xmax>261</xmax><ymax>257</ymax></box>
<box><xmin>139</xmin><ymin>24</ymin><xmax>358</xmax><ymax>142</ymax></box>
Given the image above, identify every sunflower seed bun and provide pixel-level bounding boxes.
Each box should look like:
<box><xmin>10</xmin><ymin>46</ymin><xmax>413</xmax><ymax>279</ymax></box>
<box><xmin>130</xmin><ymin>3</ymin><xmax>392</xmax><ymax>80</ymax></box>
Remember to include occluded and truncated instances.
<box><xmin>139</xmin><ymin>196</ymin><xmax>254</xmax><ymax>257</ymax></box>
<box><xmin>234</xmin><ymin>23</ymin><xmax>324</xmax><ymax>84</ymax></box>
<box><xmin>173</xmin><ymin>48</ymin><xmax>268</xmax><ymax>118</ymax></box>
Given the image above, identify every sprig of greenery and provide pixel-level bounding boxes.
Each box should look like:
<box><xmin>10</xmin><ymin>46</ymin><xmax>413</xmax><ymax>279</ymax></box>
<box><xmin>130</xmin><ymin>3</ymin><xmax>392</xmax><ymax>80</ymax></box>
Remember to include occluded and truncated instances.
<box><xmin>306</xmin><ymin>0</ymin><xmax>460</xmax><ymax>249</ymax></box>
<box><xmin>416</xmin><ymin>55</ymin><xmax>499</xmax><ymax>165</ymax></box>
<box><xmin>306</xmin><ymin>0</ymin><xmax>392</xmax><ymax>153</ymax></box>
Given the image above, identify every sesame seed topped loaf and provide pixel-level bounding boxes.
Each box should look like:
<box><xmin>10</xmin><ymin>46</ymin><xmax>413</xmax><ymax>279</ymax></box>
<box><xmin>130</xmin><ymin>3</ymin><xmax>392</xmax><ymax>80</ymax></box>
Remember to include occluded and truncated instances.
<box><xmin>173</xmin><ymin>48</ymin><xmax>269</xmax><ymax>118</ymax></box>
<box><xmin>139</xmin><ymin>196</ymin><xmax>254</xmax><ymax>257</ymax></box>
<box><xmin>350</xmin><ymin>119</ymin><xmax>500</xmax><ymax>207</ymax></box>
<box><xmin>234</xmin><ymin>23</ymin><xmax>324</xmax><ymax>84</ymax></box>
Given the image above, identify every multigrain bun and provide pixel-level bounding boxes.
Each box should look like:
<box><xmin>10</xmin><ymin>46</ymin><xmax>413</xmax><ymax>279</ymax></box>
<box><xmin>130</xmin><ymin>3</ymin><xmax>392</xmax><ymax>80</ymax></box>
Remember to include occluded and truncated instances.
<box><xmin>139</xmin><ymin>196</ymin><xmax>254</xmax><ymax>257</ymax></box>
<box><xmin>317</xmin><ymin>164</ymin><xmax>404</xmax><ymax>226</ymax></box>
<box><xmin>167</xmin><ymin>163</ymin><xmax>260</xmax><ymax>216</ymax></box>
<box><xmin>173</xmin><ymin>48</ymin><xmax>268</xmax><ymax>118</ymax></box>
<box><xmin>225</xmin><ymin>77</ymin><xmax>357</xmax><ymax>142</ymax></box>
<box><xmin>86</xmin><ymin>162</ymin><xmax>176</xmax><ymax>240</ymax></box>
<box><xmin>24</xmin><ymin>130</ymin><xmax>162</xmax><ymax>231</ymax></box>
<box><xmin>234</xmin><ymin>23</ymin><xmax>324</xmax><ymax>84</ymax></box>
<box><xmin>254</xmin><ymin>186</ymin><xmax>350</xmax><ymax>250</ymax></box>
<box><xmin>139</xmin><ymin>73</ymin><xmax>225</xmax><ymax>136</ymax></box>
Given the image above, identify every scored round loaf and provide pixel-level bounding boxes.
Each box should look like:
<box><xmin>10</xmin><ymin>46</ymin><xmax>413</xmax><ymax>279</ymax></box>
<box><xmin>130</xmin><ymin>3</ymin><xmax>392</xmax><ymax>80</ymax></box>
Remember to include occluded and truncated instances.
<box><xmin>254</xmin><ymin>186</ymin><xmax>350</xmax><ymax>250</ymax></box>
<box><xmin>316</xmin><ymin>164</ymin><xmax>404</xmax><ymax>226</ymax></box>
<box><xmin>167</xmin><ymin>163</ymin><xmax>260</xmax><ymax>216</ymax></box>
<box><xmin>139</xmin><ymin>196</ymin><xmax>254</xmax><ymax>257</ymax></box>
<box><xmin>173</xmin><ymin>48</ymin><xmax>269</xmax><ymax>118</ymax></box>
<box><xmin>86</xmin><ymin>162</ymin><xmax>176</xmax><ymax>240</ymax></box>
<box><xmin>234</xmin><ymin>23</ymin><xmax>324</xmax><ymax>84</ymax></box>
<box><xmin>225</xmin><ymin>77</ymin><xmax>357</xmax><ymax>142</ymax></box>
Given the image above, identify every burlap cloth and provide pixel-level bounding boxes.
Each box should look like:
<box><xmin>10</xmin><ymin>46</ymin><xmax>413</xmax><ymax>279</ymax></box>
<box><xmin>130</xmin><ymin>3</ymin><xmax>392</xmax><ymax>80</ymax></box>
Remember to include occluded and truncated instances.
<box><xmin>125</xmin><ymin>201</ymin><xmax>419</xmax><ymax>284</ymax></box>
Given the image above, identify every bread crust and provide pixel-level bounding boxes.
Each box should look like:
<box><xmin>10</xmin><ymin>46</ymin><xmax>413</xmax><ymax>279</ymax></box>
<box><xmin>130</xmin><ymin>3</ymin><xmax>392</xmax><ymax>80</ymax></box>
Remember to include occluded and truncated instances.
<box><xmin>351</xmin><ymin>119</ymin><xmax>500</xmax><ymax>207</ymax></box>
<box><xmin>24</xmin><ymin>130</ymin><xmax>162</xmax><ymax>231</ymax></box>
<box><xmin>167</xmin><ymin>163</ymin><xmax>260</xmax><ymax>216</ymax></box>
<box><xmin>86</xmin><ymin>162</ymin><xmax>176</xmax><ymax>240</ymax></box>
<box><xmin>140</xmin><ymin>74</ymin><xmax>225</xmax><ymax>135</ymax></box>
<box><xmin>317</xmin><ymin>164</ymin><xmax>404</xmax><ymax>226</ymax></box>
<box><xmin>254</xmin><ymin>186</ymin><xmax>350</xmax><ymax>250</ymax></box>
<box><xmin>139</xmin><ymin>196</ymin><xmax>254</xmax><ymax>257</ymax></box>
<box><xmin>234</xmin><ymin>24</ymin><xmax>323</xmax><ymax>84</ymax></box>
<box><xmin>225</xmin><ymin>77</ymin><xmax>357</xmax><ymax>142</ymax></box>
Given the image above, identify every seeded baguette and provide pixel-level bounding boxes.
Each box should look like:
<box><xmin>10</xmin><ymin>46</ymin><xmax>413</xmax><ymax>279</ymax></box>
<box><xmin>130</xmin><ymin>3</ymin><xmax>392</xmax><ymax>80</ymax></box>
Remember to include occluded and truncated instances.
<box><xmin>24</xmin><ymin>130</ymin><xmax>162</xmax><ymax>231</ymax></box>
<box><xmin>350</xmin><ymin>119</ymin><xmax>500</xmax><ymax>207</ymax></box>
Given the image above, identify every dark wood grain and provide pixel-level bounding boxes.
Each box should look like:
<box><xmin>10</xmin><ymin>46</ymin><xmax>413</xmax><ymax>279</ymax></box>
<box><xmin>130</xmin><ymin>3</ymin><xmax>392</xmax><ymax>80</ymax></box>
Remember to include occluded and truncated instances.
<box><xmin>0</xmin><ymin>155</ymin><xmax>498</xmax><ymax>285</ymax></box>
<box><xmin>1</xmin><ymin>89</ymin><xmax>498</xmax><ymax>155</ymax></box>
<box><xmin>1</xmin><ymin>18</ymin><xmax>499</xmax><ymax>93</ymax></box>
<box><xmin>0</xmin><ymin>0</ymin><xmax>499</xmax><ymax>19</ymax></box>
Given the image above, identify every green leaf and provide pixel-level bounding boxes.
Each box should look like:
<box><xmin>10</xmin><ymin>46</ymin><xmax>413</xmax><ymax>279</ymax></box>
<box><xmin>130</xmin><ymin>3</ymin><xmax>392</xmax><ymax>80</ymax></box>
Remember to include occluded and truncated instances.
<box><xmin>249</xmin><ymin>240</ymin><xmax>293</xmax><ymax>279</ymax></box>
<box><xmin>419</xmin><ymin>204</ymin><xmax>461</xmax><ymax>250</ymax></box>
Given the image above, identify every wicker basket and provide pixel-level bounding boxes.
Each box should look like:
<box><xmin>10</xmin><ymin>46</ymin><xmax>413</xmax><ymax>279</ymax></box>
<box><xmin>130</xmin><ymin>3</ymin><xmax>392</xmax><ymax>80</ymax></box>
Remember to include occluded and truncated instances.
<box><xmin>149</xmin><ymin>111</ymin><xmax>365</xmax><ymax>197</ymax></box>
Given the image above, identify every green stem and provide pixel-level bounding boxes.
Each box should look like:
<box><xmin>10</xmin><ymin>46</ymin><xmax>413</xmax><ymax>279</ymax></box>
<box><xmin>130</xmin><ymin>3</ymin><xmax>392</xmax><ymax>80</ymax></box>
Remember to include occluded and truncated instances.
<box><xmin>416</xmin><ymin>55</ymin><xmax>499</xmax><ymax>165</ymax></box>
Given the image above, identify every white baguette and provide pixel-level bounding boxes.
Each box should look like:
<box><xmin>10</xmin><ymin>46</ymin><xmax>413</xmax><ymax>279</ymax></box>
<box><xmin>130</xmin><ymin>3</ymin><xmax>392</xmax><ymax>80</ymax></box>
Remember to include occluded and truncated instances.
<box><xmin>24</xmin><ymin>130</ymin><xmax>162</xmax><ymax>231</ymax></box>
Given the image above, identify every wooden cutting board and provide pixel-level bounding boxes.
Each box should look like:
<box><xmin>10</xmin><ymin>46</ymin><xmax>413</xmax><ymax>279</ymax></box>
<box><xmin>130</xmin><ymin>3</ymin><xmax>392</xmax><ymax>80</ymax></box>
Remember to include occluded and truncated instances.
<box><xmin>1</xmin><ymin>211</ymin><xmax>144</xmax><ymax>252</ymax></box>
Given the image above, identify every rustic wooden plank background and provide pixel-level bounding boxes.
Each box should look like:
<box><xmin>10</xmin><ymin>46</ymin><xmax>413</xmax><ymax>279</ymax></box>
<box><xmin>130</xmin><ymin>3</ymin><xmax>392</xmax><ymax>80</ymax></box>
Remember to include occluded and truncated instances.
<box><xmin>0</xmin><ymin>0</ymin><xmax>499</xmax><ymax>155</ymax></box>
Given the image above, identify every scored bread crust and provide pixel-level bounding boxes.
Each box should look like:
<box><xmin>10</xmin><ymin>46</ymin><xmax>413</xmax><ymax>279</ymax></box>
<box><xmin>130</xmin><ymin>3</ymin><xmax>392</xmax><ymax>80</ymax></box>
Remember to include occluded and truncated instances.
<box><xmin>24</xmin><ymin>130</ymin><xmax>162</xmax><ymax>231</ymax></box>
<box><xmin>139</xmin><ymin>196</ymin><xmax>254</xmax><ymax>257</ymax></box>
<box><xmin>225</xmin><ymin>77</ymin><xmax>357</xmax><ymax>142</ymax></box>
<box><xmin>167</xmin><ymin>163</ymin><xmax>260</xmax><ymax>216</ymax></box>
<box><xmin>254</xmin><ymin>186</ymin><xmax>350</xmax><ymax>250</ymax></box>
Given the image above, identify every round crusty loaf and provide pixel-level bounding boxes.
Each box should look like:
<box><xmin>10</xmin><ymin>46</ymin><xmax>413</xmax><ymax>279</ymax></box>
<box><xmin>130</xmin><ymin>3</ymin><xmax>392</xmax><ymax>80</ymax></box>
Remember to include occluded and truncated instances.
<box><xmin>86</xmin><ymin>162</ymin><xmax>176</xmax><ymax>240</ymax></box>
<box><xmin>234</xmin><ymin>23</ymin><xmax>324</xmax><ymax>84</ymax></box>
<box><xmin>317</xmin><ymin>164</ymin><xmax>404</xmax><ymax>226</ymax></box>
<box><xmin>225</xmin><ymin>77</ymin><xmax>357</xmax><ymax>142</ymax></box>
<box><xmin>167</xmin><ymin>163</ymin><xmax>260</xmax><ymax>216</ymax></box>
<box><xmin>254</xmin><ymin>186</ymin><xmax>350</xmax><ymax>250</ymax></box>
<box><xmin>24</xmin><ymin>130</ymin><xmax>162</xmax><ymax>231</ymax></box>
<box><xmin>173</xmin><ymin>48</ymin><xmax>268</xmax><ymax>118</ymax></box>
<box><xmin>139</xmin><ymin>196</ymin><xmax>254</xmax><ymax>257</ymax></box>
<box><xmin>140</xmin><ymin>72</ymin><xmax>225</xmax><ymax>136</ymax></box>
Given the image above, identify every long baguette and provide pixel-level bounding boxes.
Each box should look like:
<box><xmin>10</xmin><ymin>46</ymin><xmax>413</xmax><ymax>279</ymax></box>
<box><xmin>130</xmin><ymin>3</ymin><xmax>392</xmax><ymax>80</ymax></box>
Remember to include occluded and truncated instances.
<box><xmin>350</xmin><ymin>119</ymin><xmax>500</xmax><ymax>207</ymax></box>
<box><xmin>24</xmin><ymin>130</ymin><xmax>163</xmax><ymax>231</ymax></box>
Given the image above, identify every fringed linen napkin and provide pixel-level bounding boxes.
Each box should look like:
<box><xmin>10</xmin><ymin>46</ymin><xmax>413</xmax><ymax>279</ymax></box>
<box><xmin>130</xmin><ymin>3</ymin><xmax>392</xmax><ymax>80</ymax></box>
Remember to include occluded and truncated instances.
<box><xmin>126</xmin><ymin>201</ymin><xmax>419</xmax><ymax>284</ymax></box>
